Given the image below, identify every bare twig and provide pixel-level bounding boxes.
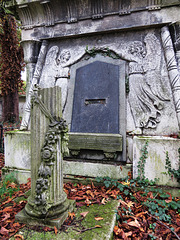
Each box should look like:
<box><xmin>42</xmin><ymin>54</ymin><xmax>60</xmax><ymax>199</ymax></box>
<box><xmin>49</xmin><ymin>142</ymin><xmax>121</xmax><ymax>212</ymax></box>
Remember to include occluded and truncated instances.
<box><xmin>147</xmin><ymin>212</ymin><xmax>180</xmax><ymax>240</ymax></box>
<box><xmin>75</xmin><ymin>226</ymin><xmax>102</xmax><ymax>234</ymax></box>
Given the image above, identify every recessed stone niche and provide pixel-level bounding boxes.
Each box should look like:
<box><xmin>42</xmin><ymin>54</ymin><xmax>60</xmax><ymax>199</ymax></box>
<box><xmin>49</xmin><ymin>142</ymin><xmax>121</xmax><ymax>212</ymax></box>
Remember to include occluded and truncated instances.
<box><xmin>3</xmin><ymin>0</ymin><xmax>180</xmax><ymax>185</ymax></box>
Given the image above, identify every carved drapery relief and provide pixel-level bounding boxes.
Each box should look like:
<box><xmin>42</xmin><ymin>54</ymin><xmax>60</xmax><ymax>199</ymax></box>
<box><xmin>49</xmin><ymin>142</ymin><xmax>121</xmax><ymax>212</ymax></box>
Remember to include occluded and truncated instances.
<box><xmin>120</xmin><ymin>34</ymin><xmax>170</xmax><ymax>129</ymax></box>
<box><xmin>21</xmin><ymin>31</ymin><xmax>176</xmax><ymax>131</ymax></box>
<box><xmin>39</xmin><ymin>46</ymin><xmax>71</xmax><ymax>111</ymax></box>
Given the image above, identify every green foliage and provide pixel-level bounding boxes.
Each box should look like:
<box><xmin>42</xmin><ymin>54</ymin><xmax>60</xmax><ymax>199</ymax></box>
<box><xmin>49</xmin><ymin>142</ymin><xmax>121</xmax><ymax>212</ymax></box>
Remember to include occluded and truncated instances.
<box><xmin>85</xmin><ymin>46</ymin><xmax>120</xmax><ymax>59</ymax></box>
<box><xmin>165</xmin><ymin>149</ymin><xmax>180</xmax><ymax>184</ymax></box>
<box><xmin>0</xmin><ymin>172</ymin><xmax>19</xmax><ymax>200</ymax></box>
<box><xmin>96</xmin><ymin>141</ymin><xmax>180</xmax><ymax>227</ymax></box>
<box><xmin>138</xmin><ymin>140</ymin><xmax>148</xmax><ymax>180</ymax></box>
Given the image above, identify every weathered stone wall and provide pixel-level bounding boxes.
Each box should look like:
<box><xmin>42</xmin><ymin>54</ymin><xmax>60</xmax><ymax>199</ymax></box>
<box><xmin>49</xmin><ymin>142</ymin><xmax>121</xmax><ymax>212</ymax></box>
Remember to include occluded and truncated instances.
<box><xmin>4</xmin><ymin>0</ymin><xmax>180</xmax><ymax>184</ymax></box>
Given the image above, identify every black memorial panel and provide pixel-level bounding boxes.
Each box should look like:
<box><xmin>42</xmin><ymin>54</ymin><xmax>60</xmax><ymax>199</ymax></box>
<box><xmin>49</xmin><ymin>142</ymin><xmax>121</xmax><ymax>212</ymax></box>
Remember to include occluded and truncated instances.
<box><xmin>71</xmin><ymin>61</ymin><xmax>119</xmax><ymax>133</ymax></box>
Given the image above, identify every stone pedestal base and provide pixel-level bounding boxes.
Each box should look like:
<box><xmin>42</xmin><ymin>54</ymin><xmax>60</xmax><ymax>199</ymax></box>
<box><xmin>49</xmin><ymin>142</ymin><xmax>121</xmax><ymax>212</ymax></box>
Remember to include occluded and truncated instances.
<box><xmin>15</xmin><ymin>199</ymin><xmax>74</xmax><ymax>228</ymax></box>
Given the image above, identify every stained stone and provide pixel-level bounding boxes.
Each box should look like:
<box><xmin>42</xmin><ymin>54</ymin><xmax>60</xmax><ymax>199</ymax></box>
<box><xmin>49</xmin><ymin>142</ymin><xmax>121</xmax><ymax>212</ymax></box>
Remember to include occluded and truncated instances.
<box><xmin>16</xmin><ymin>86</ymin><xmax>74</xmax><ymax>227</ymax></box>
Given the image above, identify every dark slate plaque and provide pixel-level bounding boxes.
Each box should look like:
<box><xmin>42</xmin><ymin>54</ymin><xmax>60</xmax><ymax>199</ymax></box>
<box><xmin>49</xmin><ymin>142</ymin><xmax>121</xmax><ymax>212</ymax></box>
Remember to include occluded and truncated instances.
<box><xmin>71</xmin><ymin>61</ymin><xmax>119</xmax><ymax>134</ymax></box>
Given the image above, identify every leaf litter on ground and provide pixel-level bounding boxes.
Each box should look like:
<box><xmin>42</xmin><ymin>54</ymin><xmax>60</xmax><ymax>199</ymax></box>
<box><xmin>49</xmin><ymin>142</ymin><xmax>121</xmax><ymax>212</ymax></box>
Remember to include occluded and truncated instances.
<box><xmin>0</xmin><ymin>154</ymin><xmax>180</xmax><ymax>239</ymax></box>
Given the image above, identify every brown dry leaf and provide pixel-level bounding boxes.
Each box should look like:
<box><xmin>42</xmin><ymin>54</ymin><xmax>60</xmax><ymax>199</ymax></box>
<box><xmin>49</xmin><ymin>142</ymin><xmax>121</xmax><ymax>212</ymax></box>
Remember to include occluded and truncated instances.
<box><xmin>95</xmin><ymin>217</ymin><xmax>104</xmax><ymax>221</ymax></box>
<box><xmin>85</xmin><ymin>197</ymin><xmax>91</xmax><ymax>205</ymax></box>
<box><xmin>1</xmin><ymin>213</ymin><xmax>11</xmax><ymax>222</ymax></box>
<box><xmin>126</xmin><ymin>201</ymin><xmax>135</xmax><ymax>208</ymax></box>
<box><xmin>135</xmin><ymin>211</ymin><xmax>148</xmax><ymax>218</ymax></box>
<box><xmin>68</xmin><ymin>212</ymin><xmax>75</xmax><ymax>220</ymax></box>
<box><xmin>127</xmin><ymin>219</ymin><xmax>144</xmax><ymax>232</ymax></box>
<box><xmin>43</xmin><ymin>226</ymin><xmax>51</xmax><ymax>231</ymax></box>
<box><xmin>54</xmin><ymin>226</ymin><xmax>58</xmax><ymax>235</ymax></box>
<box><xmin>1</xmin><ymin>197</ymin><xmax>12</xmax><ymax>206</ymax></box>
<box><xmin>125</xmin><ymin>231</ymin><xmax>133</xmax><ymax>237</ymax></box>
<box><xmin>95</xmin><ymin>225</ymin><xmax>102</xmax><ymax>228</ymax></box>
<box><xmin>7</xmin><ymin>182</ymin><xmax>17</xmax><ymax>189</ymax></box>
<box><xmin>121</xmin><ymin>180</ymin><xmax>130</xmax><ymax>186</ymax></box>
<box><xmin>101</xmin><ymin>198</ymin><xmax>107</xmax><ymax>205</ymax></box>
<box><xmin>114</xmin><ymin>226</ymin><xmax>122</xmax><ymax>236</ymax></box>
<box><xmin>91</xmin><ymin>181</ymin><xmax>95</xmax><ymax>188</ymax></box>
<box><xmin>80</xmin><ymin>211</ymin><xmax>89</xmax><ymax>218</ymax></box>
<box><xmin>0</xmin><ymin>227</ymin><xmax>9</xmax><ymax>236</ymax></box>
<box><xmin>14</xmin><ymin>234</ymin><xmax>24</xmax><ymax>240</ymax></box>
<box><xmin>13</xmin><ymin>222</ymin><xmax>21</xmax><ymax>228</ymax></box>
<box><xmin>2</xmin><ymin>206</ymin><xmax>13</xmax><ymax>212</ymax></box>
<box><xmin>118</xmin><ymin>199</ymin><xmax>126</xmax><ymax>206</ymax></box>
<box><xmin>127</xmin><ymin>219</ymin><xmax>141</xmax><ymax>228</ymax></box>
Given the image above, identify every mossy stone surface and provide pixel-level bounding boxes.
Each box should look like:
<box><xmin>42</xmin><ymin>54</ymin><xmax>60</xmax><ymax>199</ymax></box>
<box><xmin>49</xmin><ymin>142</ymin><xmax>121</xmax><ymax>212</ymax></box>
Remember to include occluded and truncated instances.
<box><xmin>11</xmin><ymin>199</ymin><xmax>119</xmax><ymax>240</ymax></box>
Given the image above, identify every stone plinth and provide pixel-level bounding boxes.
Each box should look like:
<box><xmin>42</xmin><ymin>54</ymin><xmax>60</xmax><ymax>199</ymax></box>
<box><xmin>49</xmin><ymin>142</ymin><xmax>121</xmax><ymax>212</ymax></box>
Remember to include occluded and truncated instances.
<box><xmin>3</xmin><ymin>131</ymin><xmax>31</xmax><ymax>183</ymax></box>
<box><xmin>133</xmin><ymin>136</ymin><xmax>180</xmax><ymax>187</ymax></box>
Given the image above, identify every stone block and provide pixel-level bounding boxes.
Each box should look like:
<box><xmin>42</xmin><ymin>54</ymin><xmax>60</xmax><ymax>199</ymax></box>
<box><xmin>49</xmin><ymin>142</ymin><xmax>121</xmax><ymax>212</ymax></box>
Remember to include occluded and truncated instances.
<box><xmin>4</xmin><ymin>131</ymin><xmax>31</xmax><ymax>169</ymax></box>
<box><xmin>69</xmin><ymin>132</ymin><xmax>122</xmax><ymax>152</ymax></box>
<box><xmin>3</xmin><ymin>131</ymin><xmax>31</xmax><ymax>184</ymax></box>
<box><xmin>64</xmin><ymin>161</ymin><xmax>131</xmax><ymax>179</ymax></box>
<box><xmin>133</xmin><ymin>136</ymin><xmax>180</xmax><ymax>187</ymax></box>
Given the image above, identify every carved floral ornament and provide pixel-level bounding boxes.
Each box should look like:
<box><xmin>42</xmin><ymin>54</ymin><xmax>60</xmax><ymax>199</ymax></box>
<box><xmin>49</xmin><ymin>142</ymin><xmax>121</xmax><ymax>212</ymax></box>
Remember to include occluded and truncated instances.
<box><xmin>31</xmin><ymin>88</ymin><xmax>69</xmax><ymax>215</ymax></box>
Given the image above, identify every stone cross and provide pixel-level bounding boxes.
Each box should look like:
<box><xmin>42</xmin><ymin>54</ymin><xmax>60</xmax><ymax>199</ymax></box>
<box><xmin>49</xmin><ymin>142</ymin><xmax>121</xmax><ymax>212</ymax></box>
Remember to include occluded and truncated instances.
<box><xmin>16</xmin><ymin>85</ymin><xmax>74</xmax><ymax>228</ymax></box>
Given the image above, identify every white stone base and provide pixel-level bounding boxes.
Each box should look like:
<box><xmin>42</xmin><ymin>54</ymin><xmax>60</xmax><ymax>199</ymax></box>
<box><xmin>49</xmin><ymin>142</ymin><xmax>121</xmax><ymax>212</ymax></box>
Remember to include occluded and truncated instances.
<box><xmin>133</xmin><ymin>136</ymin><xmax>180</xmax><ymax>187</ymax></box>
<box><xmin>64</xmin><ymin>161</ymin><xmax>131</xmax><ymax>179</ymax></box>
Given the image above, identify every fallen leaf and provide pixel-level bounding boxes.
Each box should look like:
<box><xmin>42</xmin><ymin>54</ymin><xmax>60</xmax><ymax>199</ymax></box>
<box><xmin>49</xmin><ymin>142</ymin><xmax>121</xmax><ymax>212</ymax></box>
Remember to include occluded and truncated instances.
<box><xmin>68</xmin><ymin>212</ymin><xmax>75</xmax><ymax>220</ymax></box>
<box><xmin>7</xmin><ymin>182</ymin><xmax>17</xmax><ymax>189</ymax></box>
<box><xmin>1</xmin><ymin>213</ymin><xmax>11</xmax><ymax>221</ymax></box>
<box><xmin>121</xmin><ymin>180</ymin><xmax>130</xmax><ymax>186</ymax></box>
<box><xmin>125</xmin><ymin>231</ymin><xmax>133</xmax><ymax>237</ymax></box>
<box><xmin>126</xmin><ymin>201</ymin><xmax>135</xmax><ymax>208</ymax></box>
<box><xmin>2</xmin><ymin>206</ymin><xmax>13</xmax><ymax>212</ymax></box>
<box><xmin>95</xmin><ymin>225</ymin><xmax>102</xmax><ymax>228</ymax></box>
<box><xmin>14</xmin><ymin>234</ymin><xmax>24</xmax><ymax>240</ymax></box>
<box><xmin>0</xmin><ymin>227</ymin><xmax>9</xmax><ymax>236</ymax></box>
<box><xmin>114</xmin><ymin>226</ymin><xmax>122</xmax><ymax>235</ymax></box>
<box><xmin>54</xmin><ymin>226</ymin><xmax>58</xmax><ymax>235</ymax></box>
<box><xmin>85</xmin><ymin>197</ymin><xmax>91</xmax><ymax>205</ymax></box>
<box><xmin>13</xmin><ymin>222</ymin><xmax>21</xmax><ymax>228</ymax></box>
<box><xmin>95</xmin><ymin>217</ymin><xmax>104</xmax><ymax>221</ymax></box>
<box><xmin>80</xmin><ymin>211</ymin><xmax>89</xmax><ymax>218</ymax></box>
<box><xmin>43</xmin><ymin>226</ymin><xmax>51</xmax><ymax>231</ymax></box>
<box><xmin>101</xmin><ymin>198</ymin><xmax>107</xmax><ymax>205</ymax></box>
<box><xmin>127</xmin><ymin>219</ymin><xmax>144</xmax><ymax>232</ymax></box>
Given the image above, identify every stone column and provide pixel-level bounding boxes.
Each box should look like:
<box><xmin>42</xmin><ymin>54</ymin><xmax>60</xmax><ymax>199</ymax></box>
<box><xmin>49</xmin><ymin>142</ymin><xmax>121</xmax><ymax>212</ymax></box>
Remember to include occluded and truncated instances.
<box><xmin>16</xmin><ymin>86</ymin><xmax>74</xmax><ymax>228</ymax></box>
<box><xmin>20</xmin><ymin>40</ymin><xmax>49</xmax><ymax>130</ymax></box>
<box><xmin>169</xmin><ymin>22</ymin><xmax>180</xmax><ymax>71</ymax></box>
<box><xmin>161</xmin><ymin>26</ymin><xmax>180</xmax><ymax>128</ymax></box>
<box><xmin>21</xmin><ymin>40</ymin><xmax>41</xmax><ymax>96</ymax></box>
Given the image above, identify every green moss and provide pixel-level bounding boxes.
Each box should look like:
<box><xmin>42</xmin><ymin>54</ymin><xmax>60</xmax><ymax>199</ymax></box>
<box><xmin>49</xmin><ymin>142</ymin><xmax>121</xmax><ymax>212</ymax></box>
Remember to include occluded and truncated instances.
<box><xmin>10</xmin><ymin>200</ymin><xmax>119</xmax><ymax>240</ymax></box>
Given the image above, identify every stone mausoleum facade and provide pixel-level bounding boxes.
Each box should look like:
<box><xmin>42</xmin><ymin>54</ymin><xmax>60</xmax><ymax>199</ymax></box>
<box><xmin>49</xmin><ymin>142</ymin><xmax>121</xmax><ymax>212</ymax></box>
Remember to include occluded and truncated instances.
<box><xmin>3</xmin><ymin>0</ymin><xmax>180</xmax><ymax>186</ymax></box>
